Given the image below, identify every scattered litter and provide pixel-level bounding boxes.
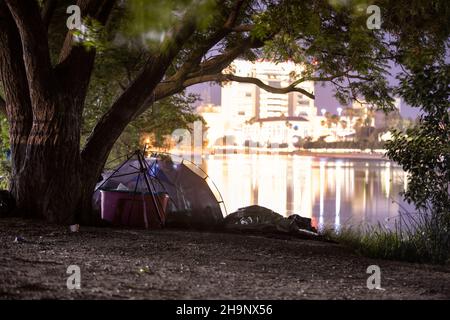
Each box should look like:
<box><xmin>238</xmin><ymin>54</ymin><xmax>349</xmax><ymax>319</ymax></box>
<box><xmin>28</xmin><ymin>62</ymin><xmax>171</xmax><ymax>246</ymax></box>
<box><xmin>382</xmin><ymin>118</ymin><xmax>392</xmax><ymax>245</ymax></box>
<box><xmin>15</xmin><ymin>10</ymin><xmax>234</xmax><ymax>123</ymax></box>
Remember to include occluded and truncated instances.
<box><xmin>69</xmin><ymin>224</ymin><xmax>80</xmax><ymax>232</ymax></box>
<box><xmin>138</xmin><ymin>265</ymin><xmax>151</xmax><ymax>274</ymax></box>
<box><xmin>13</xmin><ymin>236</ymin><xmax>26</xmax><ymax>244</ymax></box>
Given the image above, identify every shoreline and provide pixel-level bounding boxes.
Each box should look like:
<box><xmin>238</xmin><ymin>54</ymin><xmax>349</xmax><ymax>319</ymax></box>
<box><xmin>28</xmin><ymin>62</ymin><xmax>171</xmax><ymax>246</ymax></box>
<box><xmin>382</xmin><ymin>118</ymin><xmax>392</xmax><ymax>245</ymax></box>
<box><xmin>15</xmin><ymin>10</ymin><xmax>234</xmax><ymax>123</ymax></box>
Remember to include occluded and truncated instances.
<box><xmin>292</xmin><ymin>150</ymin><xmax>387</xmax><ymax>160</ymax></box>
<box><xmin>204</xmin><ymin>148</ymin><xmax>388</xmax><ymax>161</ymax></box>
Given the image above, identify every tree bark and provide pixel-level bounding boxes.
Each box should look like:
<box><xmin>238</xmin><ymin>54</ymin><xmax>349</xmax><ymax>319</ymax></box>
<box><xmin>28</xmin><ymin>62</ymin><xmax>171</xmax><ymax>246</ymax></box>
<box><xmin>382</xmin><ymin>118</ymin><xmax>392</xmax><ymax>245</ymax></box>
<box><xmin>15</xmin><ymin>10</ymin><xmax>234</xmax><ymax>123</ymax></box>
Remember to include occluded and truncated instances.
<box><xmin>0</xmin><ymin>1</ymin><xmax>81</xmax><ymax>223</ymax></box>
<box><xmin>0</xmin><ymin>2</ymin><xmax>33</xmax><ymax>205</ymax></box>
<box><xmin>16</xmin><ymin>95</ymin><xmax>83</xmax><ymax>224</ymax></box>
<box><xmin>0</xmin><ymin>0</ymin><xmax>119</xmax><ymax>224</ymax></box>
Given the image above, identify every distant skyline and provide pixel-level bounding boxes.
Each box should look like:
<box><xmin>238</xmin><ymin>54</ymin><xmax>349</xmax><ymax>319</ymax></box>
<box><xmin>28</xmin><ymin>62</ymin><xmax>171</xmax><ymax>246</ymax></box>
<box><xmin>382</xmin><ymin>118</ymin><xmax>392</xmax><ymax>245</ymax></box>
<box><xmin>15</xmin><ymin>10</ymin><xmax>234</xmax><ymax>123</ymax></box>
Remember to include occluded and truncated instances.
<box><xmin>189</xmin><ymin>81</ymin><xmax>419</xmax><ymax>119</ymax></box>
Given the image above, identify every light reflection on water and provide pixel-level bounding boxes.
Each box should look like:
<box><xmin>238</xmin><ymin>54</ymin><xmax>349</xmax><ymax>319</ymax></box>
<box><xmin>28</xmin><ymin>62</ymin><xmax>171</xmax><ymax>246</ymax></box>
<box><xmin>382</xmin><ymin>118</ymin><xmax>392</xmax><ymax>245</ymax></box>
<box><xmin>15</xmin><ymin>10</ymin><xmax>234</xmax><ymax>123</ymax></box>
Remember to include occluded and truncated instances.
<box><xmin>200</xmin><ymin>154</ymin><xmax>412</xmax><ymax>231</ymax></box>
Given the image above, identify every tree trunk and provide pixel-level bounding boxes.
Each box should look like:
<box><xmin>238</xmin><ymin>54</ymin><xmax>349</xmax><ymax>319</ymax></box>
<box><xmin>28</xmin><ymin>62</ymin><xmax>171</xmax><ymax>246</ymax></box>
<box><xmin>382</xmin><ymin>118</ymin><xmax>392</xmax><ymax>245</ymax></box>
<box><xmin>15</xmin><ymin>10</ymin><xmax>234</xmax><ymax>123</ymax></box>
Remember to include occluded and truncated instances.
<box><xmin>9</xmin><ymin>94</ymin><xmax>86</xmax><ymax>225</ymax></box>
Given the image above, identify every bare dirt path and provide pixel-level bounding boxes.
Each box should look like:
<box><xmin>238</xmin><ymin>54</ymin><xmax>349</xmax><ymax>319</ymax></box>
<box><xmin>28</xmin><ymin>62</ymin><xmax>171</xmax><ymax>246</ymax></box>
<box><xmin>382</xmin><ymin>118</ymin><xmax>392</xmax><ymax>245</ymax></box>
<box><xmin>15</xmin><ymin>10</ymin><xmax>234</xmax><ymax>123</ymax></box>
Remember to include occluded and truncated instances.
<box><xmin>0</xmin><ymin>218</ymin><xmax>448</xmax><ymax>299</ymax></box>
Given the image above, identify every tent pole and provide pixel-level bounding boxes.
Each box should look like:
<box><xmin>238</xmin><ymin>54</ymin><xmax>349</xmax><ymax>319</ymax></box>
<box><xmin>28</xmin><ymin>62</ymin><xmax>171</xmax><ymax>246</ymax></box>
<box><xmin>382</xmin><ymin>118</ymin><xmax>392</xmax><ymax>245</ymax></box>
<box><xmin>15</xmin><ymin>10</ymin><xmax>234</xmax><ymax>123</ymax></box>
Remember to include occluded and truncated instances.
<box><xmin>94</xmin><ymin>150</ymin><xmax>137</xmax><ymax>192</ymax></box>
<box><xmin>148</xmin><ymin>159</ymin><xmax>180</xmax><ymax>211</ymax></box>
<box><xmin>137</xmin><ymin>150</ymin><xmax>164</xmax><ymax>226</ymax></box>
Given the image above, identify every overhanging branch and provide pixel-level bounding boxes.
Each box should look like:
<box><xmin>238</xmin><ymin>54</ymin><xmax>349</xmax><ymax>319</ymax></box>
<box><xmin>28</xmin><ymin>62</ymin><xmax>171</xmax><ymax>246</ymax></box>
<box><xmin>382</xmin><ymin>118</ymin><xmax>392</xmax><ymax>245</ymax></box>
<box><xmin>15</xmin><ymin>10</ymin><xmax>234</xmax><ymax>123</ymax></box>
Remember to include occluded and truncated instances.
<box><xmin>187</xmin><ymin>37</ymin><xmax>264</xmax><ymax>79</ymax></box>
<box><xmin>192</xmin><ymin>73</ymin><xmax>315</xmax><ymax>99</ymax></box>
<box><xmin>169</xmin><ymin>0</ymin><xmax>250</xmax><ymax>83</ymax></box>
<box><xmin>58</xmin><ymin>0</ymin><xmax>116</xmax><ymax>63</ymax></box>
<box><xmin>224</xmin><ymin>0</ymin><xmax>247</xmax><ymax>29</ymax></box>
<box><xmin>56</xmin><ymin>0</ymin><xmax>116</xmax><ymax>99</ymax></box>
<box><xmin>140</xmin><ymin>70</ymin><xmax>316</xmax><ymax>118</ymax></box>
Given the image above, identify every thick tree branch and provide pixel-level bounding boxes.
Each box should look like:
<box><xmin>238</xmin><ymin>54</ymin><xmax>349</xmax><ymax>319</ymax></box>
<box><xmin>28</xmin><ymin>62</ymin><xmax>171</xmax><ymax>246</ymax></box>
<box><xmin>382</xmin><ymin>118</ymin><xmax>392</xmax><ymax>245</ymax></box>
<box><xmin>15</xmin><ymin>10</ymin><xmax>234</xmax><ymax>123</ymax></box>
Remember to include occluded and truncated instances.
<box><xmin>144</xmin><ymin>69</ymin><xmax>317</xmax><ymax>119</ymax></box>
<box><xmin>55</xmin><ymin>0</ymin><xmax>115</xmax><ymax>105</ymax></box>
<box><xmin>169</xmin><ymin>32</ymin><xmax>228</xmax><ymax>84</ymax></box>
<box><xmin>168</xmin><ymin>0</ymin><xmax>249</xmax><ymax>85</ymax></box>
<box><xmin>224</xmin><ymin>0</ymin><xmax>247</xmax><ymax>29</ymax></box>
<box><xmin>0</xmin><ymin>1</ymin><xmax>33</xmax><ymax>172</ymax></box>
<box><xmin>133</xmin><ymin>36</ymin><xmax>263</xmax><ymax>116</ymax></box>
<box><xmin>154</xmin><ymin>62</ymin><xmax>376</xmax><ymax>114</ymax></box>
<box><xmin>220</xmin><ymin>74</ymin><xmax>315</xmax><ymax>98</ymax></box>
<box><xmin>58</xmin><ymin>0</ymin><xmax>116</xmax><ymax>64</ymax></box>
<box><xmin>5</xmin><ymin>0</ymin><xmax>53</xmax><ymax>99</ymax></box>
<box><xmin>81</xmin><ymin>12</ymin><xmax>198</xmax><ymax>168</ymax></box>
<box><xmin>153</xmin><ymin>72</ymin><xmax>315</xmax><ymax>102</ymax></box>
<box><xmin>187</xmin><ymin>37</ymin><xmax>264</xmax><ymax>79</ymax></box>
<box><xmin>134</xmin><ymin>31</ymin><xmax>268</xmax><ymax>117</ymax></box>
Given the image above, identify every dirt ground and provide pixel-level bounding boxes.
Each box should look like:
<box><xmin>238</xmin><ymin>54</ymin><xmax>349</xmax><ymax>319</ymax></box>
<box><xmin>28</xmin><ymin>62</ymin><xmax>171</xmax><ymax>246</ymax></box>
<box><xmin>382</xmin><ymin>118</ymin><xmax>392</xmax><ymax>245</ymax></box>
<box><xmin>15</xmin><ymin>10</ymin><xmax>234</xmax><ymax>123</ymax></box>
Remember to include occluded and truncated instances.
<box><xmin>0</xmin><ymin>217</ymin><xmax>449</xmax><ymax>299</ymax></box>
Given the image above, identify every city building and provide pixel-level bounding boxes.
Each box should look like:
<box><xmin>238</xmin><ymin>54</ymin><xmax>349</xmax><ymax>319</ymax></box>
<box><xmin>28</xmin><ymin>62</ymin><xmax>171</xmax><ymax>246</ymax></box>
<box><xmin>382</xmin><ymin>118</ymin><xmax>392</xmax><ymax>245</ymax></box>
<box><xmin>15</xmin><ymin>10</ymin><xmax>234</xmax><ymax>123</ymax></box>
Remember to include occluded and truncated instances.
<box><xmin>206</xmin><ymin>59</ymin><xmax>318</xmax><ymax>147</ymax></box>
<box><xmin>351</xmin><ymin>100</ymin><xmax>376</xmax><ymax>127</ymax></box>
<box><xmin>242</xmin><ymin>116</ymin><xmax>312</xmax><ymax>148</ymax></box>
<box><xmin>196</xmin><ymin>103</ymin><xmax>224</xmax><ymax>146</ymax></box>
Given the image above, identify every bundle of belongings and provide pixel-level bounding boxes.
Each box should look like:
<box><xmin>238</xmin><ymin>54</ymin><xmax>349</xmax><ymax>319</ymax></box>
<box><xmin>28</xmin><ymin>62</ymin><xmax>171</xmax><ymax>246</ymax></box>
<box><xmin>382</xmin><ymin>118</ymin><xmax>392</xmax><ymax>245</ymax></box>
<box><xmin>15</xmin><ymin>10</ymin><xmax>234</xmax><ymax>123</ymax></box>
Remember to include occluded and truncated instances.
<box><xmin>222</xmin><ymin>205</ymin><xmax>319</xmax><ymax>239</ymax></box>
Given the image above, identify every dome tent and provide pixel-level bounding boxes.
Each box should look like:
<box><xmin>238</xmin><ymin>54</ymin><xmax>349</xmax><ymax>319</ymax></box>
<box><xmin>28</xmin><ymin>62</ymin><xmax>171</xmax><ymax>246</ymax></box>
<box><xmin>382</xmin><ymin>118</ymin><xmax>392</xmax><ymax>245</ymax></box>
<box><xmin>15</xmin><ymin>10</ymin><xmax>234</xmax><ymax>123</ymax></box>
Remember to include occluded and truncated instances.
<box><xmin>93</xmin><ymin>150</ymin><xmax>225</xmax><ymax>229</ymax></box>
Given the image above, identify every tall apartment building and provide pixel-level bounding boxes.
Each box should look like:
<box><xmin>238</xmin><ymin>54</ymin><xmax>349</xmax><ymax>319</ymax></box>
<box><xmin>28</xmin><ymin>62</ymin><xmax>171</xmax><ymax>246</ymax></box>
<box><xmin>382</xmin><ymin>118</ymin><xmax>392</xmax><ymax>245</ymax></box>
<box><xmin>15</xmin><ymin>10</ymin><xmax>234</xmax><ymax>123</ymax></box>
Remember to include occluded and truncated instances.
<box><xmin>220</xmin><ymin>60</ymin><xmax>316</xmax><ymax>136</ymax></box>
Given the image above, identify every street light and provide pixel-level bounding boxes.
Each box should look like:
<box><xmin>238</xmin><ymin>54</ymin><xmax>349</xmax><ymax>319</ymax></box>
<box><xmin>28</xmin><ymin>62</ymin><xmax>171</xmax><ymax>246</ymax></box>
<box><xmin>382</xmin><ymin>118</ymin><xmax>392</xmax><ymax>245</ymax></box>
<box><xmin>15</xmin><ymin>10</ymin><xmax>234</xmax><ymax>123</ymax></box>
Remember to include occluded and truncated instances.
<box><xmin>321</xmin><ymin>108</ymin><xmax>326</xmax><ymax>117</ymax></box>
<box><xmin>337</xmin><ymin>107</ymin><xmax>343</xmax><ymax>117</ymax></box>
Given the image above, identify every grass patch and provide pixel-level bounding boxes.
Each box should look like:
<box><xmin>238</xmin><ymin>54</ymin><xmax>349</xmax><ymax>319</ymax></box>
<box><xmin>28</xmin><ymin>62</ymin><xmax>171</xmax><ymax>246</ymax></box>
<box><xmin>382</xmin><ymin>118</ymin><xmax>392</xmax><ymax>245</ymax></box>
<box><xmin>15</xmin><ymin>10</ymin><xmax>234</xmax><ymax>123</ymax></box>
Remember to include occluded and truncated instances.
<box><xmin>321</xmin><ymin>218</ymin><xmax>449</xmax><ymax>264</ymax></box>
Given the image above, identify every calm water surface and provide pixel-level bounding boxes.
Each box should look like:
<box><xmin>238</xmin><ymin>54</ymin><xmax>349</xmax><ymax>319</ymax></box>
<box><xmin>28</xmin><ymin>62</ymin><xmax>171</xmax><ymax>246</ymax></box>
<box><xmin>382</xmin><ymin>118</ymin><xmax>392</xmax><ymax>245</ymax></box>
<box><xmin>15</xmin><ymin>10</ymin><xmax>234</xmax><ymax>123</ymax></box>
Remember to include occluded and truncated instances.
<box><xmin>200</xmin><ymin>154</ymin><xmax>412</xmax><ymax>231</ymax></box>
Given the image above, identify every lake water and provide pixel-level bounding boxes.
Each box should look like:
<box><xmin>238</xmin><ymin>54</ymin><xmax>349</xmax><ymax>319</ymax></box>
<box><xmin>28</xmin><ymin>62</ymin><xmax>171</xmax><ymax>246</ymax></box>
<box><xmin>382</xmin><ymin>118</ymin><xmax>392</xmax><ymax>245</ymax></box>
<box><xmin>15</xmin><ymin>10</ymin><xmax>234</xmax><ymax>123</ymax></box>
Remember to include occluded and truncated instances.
<box><xmin>199</xmin><ymin>154</ymin><xmax>412</xmax><ymax>231</ymax></box>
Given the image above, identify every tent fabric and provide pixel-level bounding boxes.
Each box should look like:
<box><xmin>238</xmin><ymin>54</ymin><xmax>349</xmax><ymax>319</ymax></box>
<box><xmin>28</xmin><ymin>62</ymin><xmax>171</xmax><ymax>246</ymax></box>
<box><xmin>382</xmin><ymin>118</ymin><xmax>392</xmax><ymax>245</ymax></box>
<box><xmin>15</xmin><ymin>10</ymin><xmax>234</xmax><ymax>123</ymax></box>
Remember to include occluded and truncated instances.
<box><xmin>93</xmin><ymin>151</ymin><xmax>225</xmax><ymax>228</ymax></box>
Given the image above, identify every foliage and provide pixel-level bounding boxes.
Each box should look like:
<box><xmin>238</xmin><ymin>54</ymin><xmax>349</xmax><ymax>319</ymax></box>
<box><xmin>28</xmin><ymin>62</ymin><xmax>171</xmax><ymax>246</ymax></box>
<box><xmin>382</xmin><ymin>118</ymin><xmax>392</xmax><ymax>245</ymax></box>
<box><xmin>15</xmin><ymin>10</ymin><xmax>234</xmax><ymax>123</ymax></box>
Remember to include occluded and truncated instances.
<box><xmin>100</xmin><ymin>94</ymin><xmax>203</xmax><ymax>164</ymax></box>
<box><xmin>82</xmin><ymin>41</ymin><xmax>203</xmax><ymax>163</ymax></box>
<box><xmin>126</xmin><ymin>0</ymin><xmax>218</xmax><ymax>43</ymax></box>
<box><xmin>306</xmin><ymin>0</ymin><xmax>450</xmax><ymax>263</ymax></box>
<box><xmin>256</xmin><ymin>0</ymin><xmax>395</xmax><ymax>109</ymax></box>
<box><xmin>385</xmin><ymin>65</ymin><xmax>450</xmax><ymax>263</ymax></box>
